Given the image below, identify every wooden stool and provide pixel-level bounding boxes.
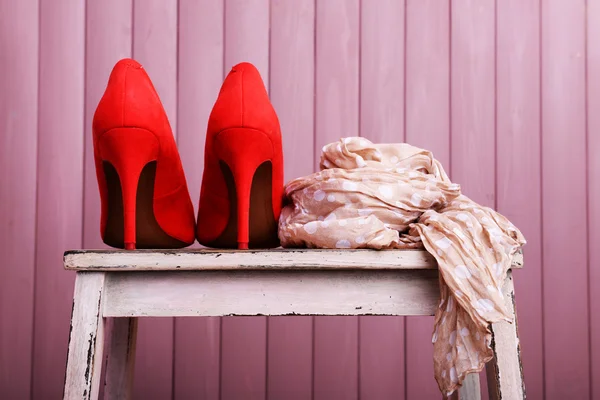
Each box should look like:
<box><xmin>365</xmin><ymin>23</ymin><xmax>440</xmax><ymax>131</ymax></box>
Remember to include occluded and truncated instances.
<box><xmin>62</xmin><ymin>249</ymin><xmax>525</xmax><ymax>400</ymax></box>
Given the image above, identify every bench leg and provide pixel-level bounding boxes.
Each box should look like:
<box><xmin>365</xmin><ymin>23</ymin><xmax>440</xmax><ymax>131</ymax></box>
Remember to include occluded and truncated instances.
<box><xmin>486</xmin><ymin>272</ymin><xmax>526</xmax><ymax>399</ymax></box>
<box><xmin>64</xmin><ymin>272</ymin><xmax>106</xmax><ymax>400</ymax></box>
<box><xmin>457</xmin><ymin>372</ymin><xmax>481</xmax><ymax>400</ymax></box>
<box><xmin>104</xmin><ymin>318</ymin><xmax>138</xmax><ymax>399</ymax></box>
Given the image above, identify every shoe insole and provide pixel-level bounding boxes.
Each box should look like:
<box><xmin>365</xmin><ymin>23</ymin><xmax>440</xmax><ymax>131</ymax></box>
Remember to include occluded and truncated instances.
<box><xmin>208</xmin><ymin>161</ymin><xmax>279</xmax><ymax>249</ymax></box>
<box><xmin>103</xmin><ymin>161</ymin><xmax>187</xmax><ymax>249</ymax></box>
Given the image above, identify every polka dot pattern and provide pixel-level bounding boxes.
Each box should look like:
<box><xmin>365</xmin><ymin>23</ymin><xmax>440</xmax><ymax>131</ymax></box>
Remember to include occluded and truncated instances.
<box><xmin>313</xmin><ymin>190</ymin><xmax>325</xmax><ymax>201</ymax></box>
<box><xmin>335</xmin><ymin>239</ymin><xmax>351</xmax><ymax>249</ymax></box>
<box><xmin>435</xmin><ymin>237</ymin><xmax>452</xmax><ymax>249</ymax></box>
<box><xmin>278</xmin><ymin>137</ymin><xmax>526</xmax><ymax>396</ymax></box>
<box><xmin>303</xmin><ymin>221</ymin><xmax>318</xmax><ymax>234</ymax></box>
<box><xmin>343</xmin><ymin>181</ymin><xmax>358</xmax><ymax>191</ymax></box>
<box><xmin>455</xmin><ymin>265</ymin><xmax>471</xmax><ymax>279</ymax></box>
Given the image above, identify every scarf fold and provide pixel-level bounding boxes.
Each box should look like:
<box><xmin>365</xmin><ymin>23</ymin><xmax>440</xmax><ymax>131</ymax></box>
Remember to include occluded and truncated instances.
<box><xmin>278</xmin><ymin>137</ymin><xmax>525</xmax><ymax>396</ymax></box>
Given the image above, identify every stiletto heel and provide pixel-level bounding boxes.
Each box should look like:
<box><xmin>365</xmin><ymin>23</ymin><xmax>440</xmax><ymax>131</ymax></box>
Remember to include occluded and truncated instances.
<box><xmin>197</xmin><ymin>62</ymin><xmax>284</xmax><ymax>249</ymax></box>
<box><xmin>213</xmin><ymin>127</ymin><xmax>274</xmax><ymax>249</ymax></box>
<box><xmin>97</xmin><ymin>128</ymin><xmax>159</xmax><ymax>250</ymax></box>
<box><xmin>93</xmin><ymin>58</ymin><xmax>195</xmax><ymax>249</ymax></box>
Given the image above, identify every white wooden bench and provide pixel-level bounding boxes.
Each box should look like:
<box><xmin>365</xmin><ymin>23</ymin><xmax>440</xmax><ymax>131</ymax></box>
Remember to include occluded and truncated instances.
<box><xmin>62</xmin><ymin>249</ymin><xmax>525</xmax><ymax>400</ymax></box>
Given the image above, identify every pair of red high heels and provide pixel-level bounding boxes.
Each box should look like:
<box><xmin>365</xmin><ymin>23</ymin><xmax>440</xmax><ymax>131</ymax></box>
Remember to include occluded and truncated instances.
<box><xmin>93</xmin><ymin>59</ymin><xmax>283</xmax><ymax>250</ymax></box>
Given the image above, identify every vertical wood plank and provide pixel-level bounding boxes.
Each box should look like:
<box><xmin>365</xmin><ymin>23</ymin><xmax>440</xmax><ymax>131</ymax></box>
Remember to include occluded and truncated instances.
<box><xmin>405</xmin><ymin>1</ymin><xmax>450</xmax><ymax>398</ymax></box>
<box><xmin>496</xmin><ymin>1</ymin><xmax>543</xmax><ymax>399</ymax></box>
<box><xmin>360</xmin><ymin>0</ymin><xmax>405</xmax><ymax>143</ymax></box>
<box><xmin>221</xmin><ymin>2</ymin><xmax>270</xmax><ymax>399</ymax></box>
<box><xmin>224</xmin><ymin>0</ymin><xmax>270</xmax><ymax>80</ymax></box>
<box><xmin>83</xmin><ymin>0</ymin><xmax>133</xmax><ymax>250</ymax></box>
<box><xmin>450</xmin><ymin>0</ymin><xmax>496</xmax><ymax>207</ymax></box>
<box><xmin>177</xmin><ymin>0</ymin><xmax>224</xmax><ymax>213</ymax></box>
<box><xmin>32</xmin><ymin>0</ymin><xmax>85</xmax><ymax>398</ymax></box>
<box><xmin>0</xmin><ymin>0</ymin><xmax>38</xmax><ymax>397</ymax></box>
<box><xmin>271</xmin><ymin>0</ymin><xmax>316</xmax><ymax>181</ymax></box>
<box><xmin>588</xmin><ymin>2</ymin><xmax>600</xmax><ymax>399</ymax></box>
<box><xmin>174</xmin><ymin>318</ymin><xmax>220</xmax><ymax>400</ymax></box>
<box><xmin>359</xmin><ymin>1</ymin><xmax>405</xmax><ymax>399</ymax></box>
<box><xmin>314</xmin><ymin>1</ymin><xmax>360</xmax><ymax>399</ymax></box>
<box><xmin>133</xmin><ymin>0</ymin><xmax>178</xmax><ymax>133</ymax></box>
<box><xmin>132</xmin><ymin>1</ymin><xmax>178</xmax><ymax>398</ymax></box>
<box><xmin>174</xmin><ymin>1</ymin><xmax>223</xmax><ymax>399</ymax></box>
<box><xmin>314</xmin><ymin>317</ymin><xmax>359</xmax><ymax>400</ymax></box>
<box><xmin>541</xmin><ymin>1</ymin><xmax>590</xmax><ymax>398</ymax></box>
<box><xmin>221</xmin><ymin>316</ymin><xmax>267</xmax><ymax>400</ymax></box>
<box><xmin>268</xmin><ymin>1</ymin><xmax>315</xmax><ymax>399</ymax></box>
<box><xmin>359</xmin><ymin>317</ymin><xmax>405</xmax><ymax>400</ymax></box>
<box><xmin>266</xmin><ymin>317</ymin><xmax>312</xmax><ymax>400</ymax></box>
<box><xmin>314</xmin><ymin>0</ymin><xmax>359</xmax><ymax>168</ymax></box>
<box><xmin>405</xmin><ymin>0</ymin><xmax>450</xmax><ymax>158</ymax></box>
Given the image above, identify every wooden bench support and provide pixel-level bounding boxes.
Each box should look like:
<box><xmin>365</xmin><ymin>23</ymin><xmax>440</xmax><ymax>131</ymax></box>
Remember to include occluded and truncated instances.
<box><xmin>486</xmin><ymin>272</ymin><xmax>526</xmax><ymax>399</ymax></box>
<box><xmin>457</xmin><ymin>372</ymin><xmax>481</xmax><ymax>400</ymax></box>
<box><xmin>104</xmin><ymin>317</ymin><xmax>138</xmax><ymax>399</ymax></box>
<box><xmin>453</xmin><ymin>273</ymin><xmax>525</xmax><ymax>400</ymax></box>
<box><xmin>62</xmin><ymin>250</ymin><xmax>524</xmax><ymax>400</ymax></box>
<box><xmin>102</xmin><ymin>270</ymin><xmax>440</xmax><ymax>317</ymax></box>
<box><xmin>64</xmin><ymin>272</ymin><xmax>106</xmax><ymax>400</ymax></box>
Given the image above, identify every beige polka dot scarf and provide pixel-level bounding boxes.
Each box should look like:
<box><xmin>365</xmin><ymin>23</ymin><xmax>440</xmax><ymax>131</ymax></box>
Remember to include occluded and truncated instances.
<box><xmin>278</xmin><ymin>137</ymin><xmax>526</xmax><ymax>396</ymax></box>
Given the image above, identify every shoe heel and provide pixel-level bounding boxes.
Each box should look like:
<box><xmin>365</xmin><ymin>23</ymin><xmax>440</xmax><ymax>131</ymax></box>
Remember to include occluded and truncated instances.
<box><xmin>214</xmin><ymin>128</ymin><xmax>274</xmax><ymax>249</ymax></box>
<box><xmin>97</xmin><ymin>128</ymin><xmax>159</xmax><ymax>250</ymax></box>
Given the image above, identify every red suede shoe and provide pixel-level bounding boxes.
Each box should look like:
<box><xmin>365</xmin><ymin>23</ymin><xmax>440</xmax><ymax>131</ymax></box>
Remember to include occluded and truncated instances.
<box><xmin>197</xmin><ymin>62</ymin><xmax>284</xmax><ymax>249</ymax></box>
<box><xmin>93</xmin><ymin>58</ymin><xmax>195</xmax><ymax>249</ymax></box>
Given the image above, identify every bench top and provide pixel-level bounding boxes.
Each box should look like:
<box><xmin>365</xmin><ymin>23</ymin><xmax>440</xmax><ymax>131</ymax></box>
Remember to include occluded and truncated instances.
<box><xmin>64</xmin><ymin>248</ymin><xmax>523</xmax><ymax>271</ymax></box>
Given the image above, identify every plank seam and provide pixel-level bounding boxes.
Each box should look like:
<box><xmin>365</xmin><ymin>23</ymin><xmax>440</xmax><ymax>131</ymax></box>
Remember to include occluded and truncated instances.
<box><xmin>268</xmin><ymin>0</ymin><xmax>272</xmax><ymax>96</ymax></box>
<box><xmin>222</xmin><ymin>0</ymin><xmax>226</xmax><ymax>77</ymax></box>
<box><xmin>265</xmin><ymin>316</ymin><xmax>269</xmax><ymax>400</ymax></box>
<box><xmin>172</xmin><ymin>1</ymin><xmax>180</xmax><ymax>395</ymax></box>
<box><xmin>311</xmin><ymin>312</ymin><xmax>315</xmax><ymax>400</ymax></box>
<box><xmin>219</xmin><ymin>316</ymin><xmax>223</xmax><ymax>400</ymax></box>
<box><xmin>402</xmin><ymin>2</ymin><xmax>408</xmax><ymax>399</ymax></box>
<box><xmin>131</xmin><ymin>1</ymin><xmax>135</xmax><ymax>58</ymax></box>
<box><xmin>358</xmin><ymin>0</ymin><xmax>362</xmax><ymax>139</ymax></box>
<box><xmin>356</xmin><ymin>316</ymin><xmax>360</xmax><ymax>400</ymax></box>
<box><xmin>220</xmin><ymin>5</ymin><xmax>226</xmax><ymax>399</ymax></box>
<box><xmin>29</xmin><ymin>0</ymin><xmax>42</xmax><ymax>395</ymax></box>
<box><xmin>81</xmin><ymin>0</ymin><xmax>89</xmax><ymax>251</ymax></box>
<box><xmin>494</xmin><ymin>0</ymin><xmax>498</xmax><ymax>212</ymax></box>
<box><xmin>402</xmin><ymin>0</ymin><xmax>407</xmax><ymax>144</ymax></box>
<box><xmin>266</xmin><ymin>2</ymin><xmax>272</xmax><ymax>397</ymax></box>
<box><xmin>312</xmin><ymin>0</ymin><xmax>317</xmax><ymax>172</ymax></box>
<box><xmin>538</xmin><ymin>0</ymin><xmax>546</xmax><ymax>397</ymax></box>
<box><xmin>82</xmin><ymin>1</ymin><xmax>90</xmax><ymax>394</ymax></box>
<box><xmin>585</xmin><ymin>1</ymin><xmax>593</xmax><ymax>398</ymax></box>
<box><xmin>172</xmin><ymin>2</ymin><xmax>181</xmax><ymax>396</ymax></box>
<box><xmin>448</xmin><ymin>0</ymin><xmax>453</xmax><ymax>181</ymax></box>
<box><xmin>358</xmin><ymin>3</ymin><xmax>362</xmax><ymax>397</ymax></box>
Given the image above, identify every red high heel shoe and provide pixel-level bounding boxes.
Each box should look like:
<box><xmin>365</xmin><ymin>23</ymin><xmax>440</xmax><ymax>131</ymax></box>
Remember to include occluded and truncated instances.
<box><xmin>93</xmin><ymin>58</ymin><xmax>195</xmax><ymax>249</ymax></box>
<box><xmin>197</xmin><ymin>62</ymin><xmax>284</xmax><ymax>249</ymax></box>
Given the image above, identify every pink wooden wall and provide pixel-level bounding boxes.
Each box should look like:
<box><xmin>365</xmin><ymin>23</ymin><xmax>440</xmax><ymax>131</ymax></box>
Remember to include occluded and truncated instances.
<box><xmin>0</xmin><ymin>0</ymin><xmax>598</xmax><ymax>399</ymax></box>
